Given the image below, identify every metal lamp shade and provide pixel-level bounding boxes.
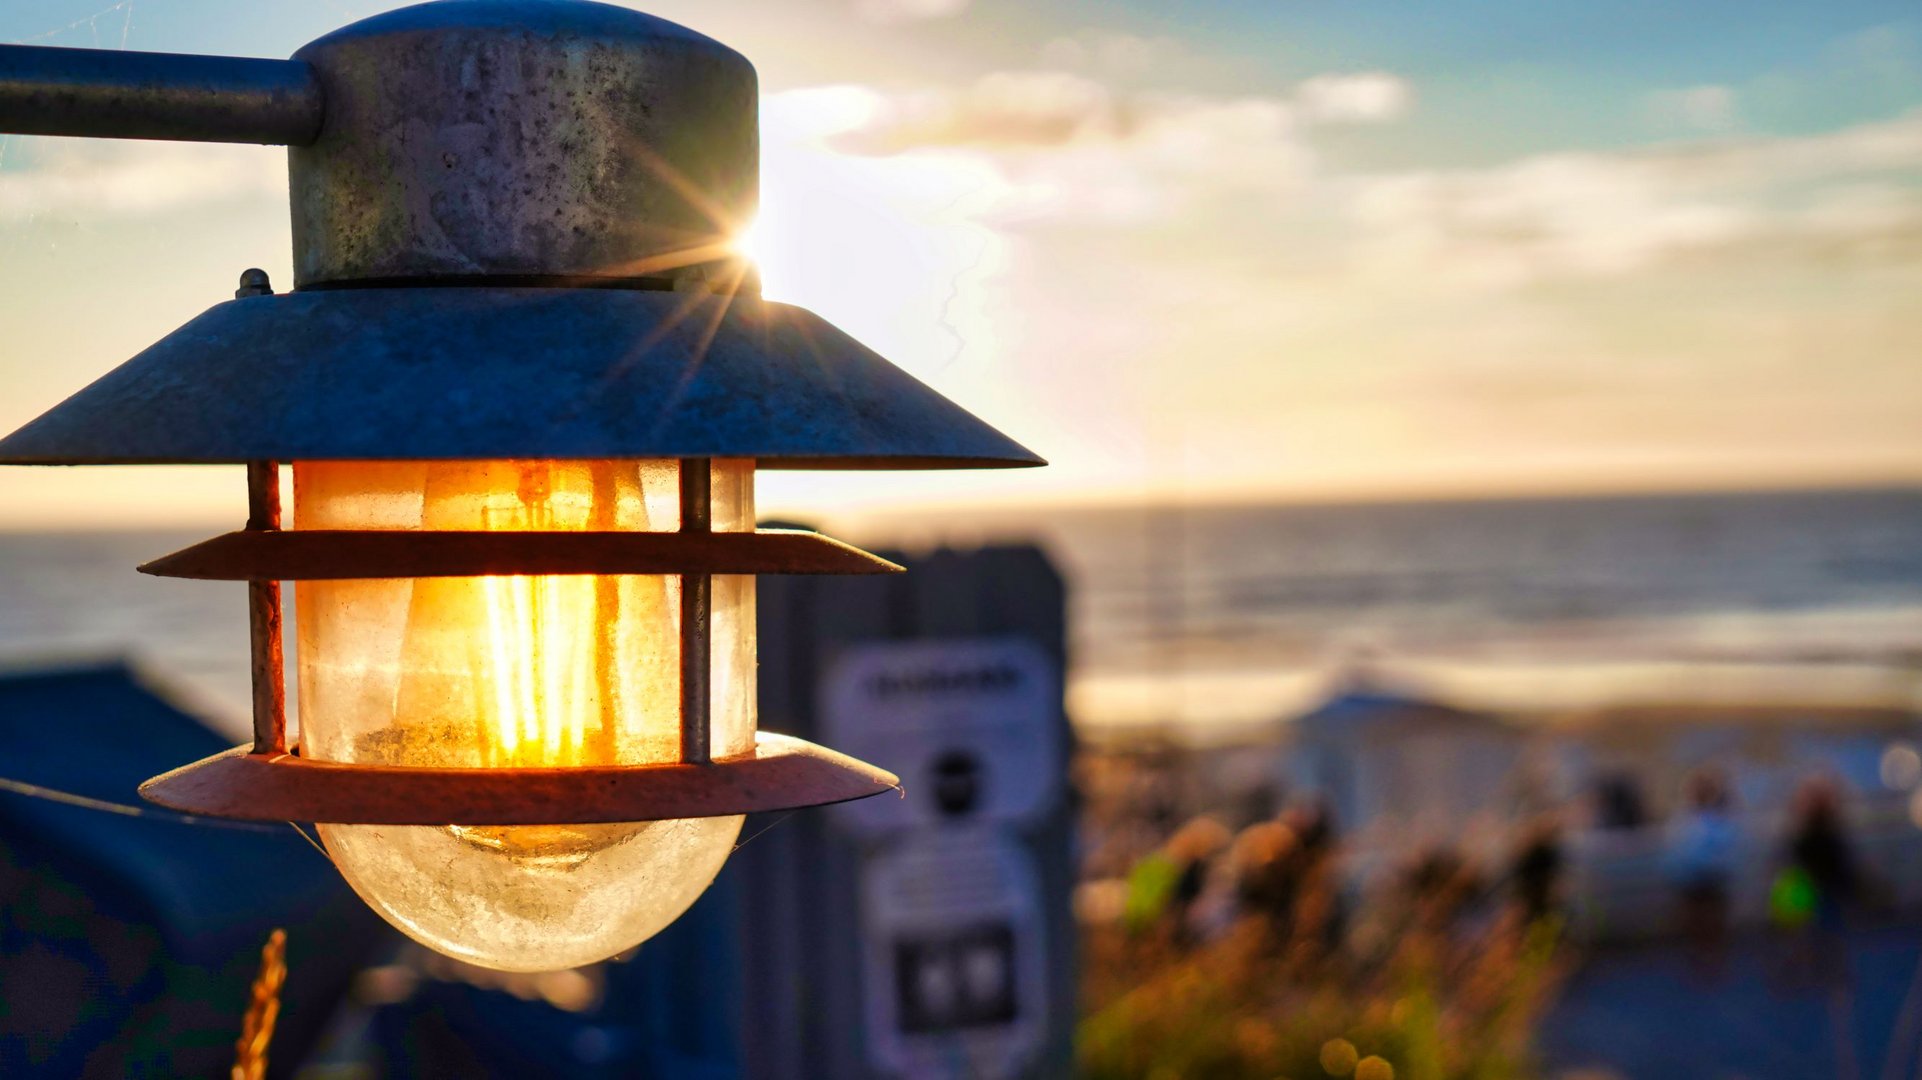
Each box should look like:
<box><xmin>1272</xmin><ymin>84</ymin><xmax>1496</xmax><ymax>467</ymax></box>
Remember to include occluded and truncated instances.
<box><xmin>0</xmin><ymin>287</ymin><xmax>1042</xmax><ymax>469</ymax></box>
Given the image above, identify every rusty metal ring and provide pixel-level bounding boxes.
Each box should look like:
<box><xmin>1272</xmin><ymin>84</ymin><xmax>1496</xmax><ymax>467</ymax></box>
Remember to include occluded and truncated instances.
<box><xmin>138</xmin><ymin>731</ymin><xmax>901</xmax><ymax>825</ymax></box>
<box><xmin>138</xmin><ymin>528</ymin><xmax>903</xmax><ymax>581</ymax></box>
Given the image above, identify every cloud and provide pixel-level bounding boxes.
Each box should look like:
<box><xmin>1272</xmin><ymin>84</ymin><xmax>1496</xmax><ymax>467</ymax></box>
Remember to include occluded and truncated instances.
<box><xmin>0</xmin><ymin>138</ymin><xmax>283</xmax><ymax>222</ymax></box>
<box><xmin>1778</xmin><ymin>182</ymin><xmax>1922</xmax><ymax>262</ymax></box>
<box><xmin>1343</xmin><ymin>152</ymin><xmax>1758</xmax><ymax>288</ymax></box>
<box><xmin>818</xmin><ymin>66</ymin><xmax>1414</xmax><ymax>163</ymax></box>
<box><xmin>787</xmin><ymin>76</ymin><xmax>1310</xmax><ymax>228</ymax></box>
<box><xmin>1827</xmin><ymin>23</ymin><xmax>1922</xmax><ymax>94</ymax></box>
<box><xmin>1651</xmin><ymin>106</ymin><xmax>1922</xmax><ymax>185</ymax></box>
<box><xmin>833</xmin><ymin>72</ymin><xmax>1123</xmax><ymax>151</ymax></box>
<box><xmin>850</xmin><ymin>0</ymin><xmax>968</xmax><ymax>24</ymax></box>
<box><xmin>786</xmin><ymin>65</ymin><xmax>1922</xmax><ymax>285</ymax></box>
<box><xmin>1038</xmin><ymin>31</ymin><xmax>1184</xmax><ymax>76</ymax></box>
<box><xmin>1339</xmin><ymin>107</ymin><xmax>1922</xmax><ymax>289</ymax></box>
<box><xmin>1296</xmin><ymin>72</ymin><xmax>1413</xmax><ymax>124</ymax></box>
<box><xmin>1647</xmin><ymin>85</ymin><xmax>1738</xmax><ymax>131</ymax></box>
<box><xmin>772</xmin><ymin>74</ymin><xmax>1922</xmax><ymax>293</ymax></box>
<box><xmin>798</xmin><ymin>69</ymin><xmax>1325</xmax><ymax>227</ymax></box>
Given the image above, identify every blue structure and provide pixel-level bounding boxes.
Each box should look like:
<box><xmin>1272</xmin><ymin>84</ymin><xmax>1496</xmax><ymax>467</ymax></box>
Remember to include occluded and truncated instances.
<box><xmin>0</xmin><ymin>662</ymin><xmax>385</xmax><ymax>1077</ymax></box>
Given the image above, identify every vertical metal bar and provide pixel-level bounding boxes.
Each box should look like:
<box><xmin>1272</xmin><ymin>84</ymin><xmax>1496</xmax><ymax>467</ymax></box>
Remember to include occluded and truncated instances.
<box><xmin>246</xmin><ymin>460</ymin><xmax>287</xmax><ymax>755</ymax></box>
<box><xmin>679</xmin><ymin>458</ymin><xmax>712</xmax><ymax>764</ymax></box>
<box><xmin>589</xmin><ymin>461</ymin><xmax>622</xmax><ymax>762</ymax></box>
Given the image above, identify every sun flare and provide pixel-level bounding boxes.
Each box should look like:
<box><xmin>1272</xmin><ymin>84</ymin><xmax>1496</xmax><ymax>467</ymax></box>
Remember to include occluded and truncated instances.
<box><xmin>732</xmin><ymin>217</ymin><xmax>766</xmax><ymax>269</ymax></box>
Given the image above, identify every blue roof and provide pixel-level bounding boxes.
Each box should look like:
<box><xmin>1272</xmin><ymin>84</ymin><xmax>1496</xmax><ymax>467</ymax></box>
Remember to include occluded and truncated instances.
<box><xmin>1290</xmin><ymin>679</ymin><xmax>1500</xmax><ymax>739</ymax></box>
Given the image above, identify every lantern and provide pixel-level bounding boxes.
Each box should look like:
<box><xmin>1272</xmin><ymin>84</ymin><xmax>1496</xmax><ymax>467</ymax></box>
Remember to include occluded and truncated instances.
<box><xmin>0</xmin><ymin>0</ymin><xmax>1040</xmax><ymax>971</ymax></box>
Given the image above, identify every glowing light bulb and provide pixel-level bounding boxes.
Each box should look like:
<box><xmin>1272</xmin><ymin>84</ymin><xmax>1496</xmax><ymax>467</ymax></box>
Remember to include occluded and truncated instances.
<box><xmin>294</xmin><ymin>459</ymin><xmax>757</xmax><ymax>971</ymax></box>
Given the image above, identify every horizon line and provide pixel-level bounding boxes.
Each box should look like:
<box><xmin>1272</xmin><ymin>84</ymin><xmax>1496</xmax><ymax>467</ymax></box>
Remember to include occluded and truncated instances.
<box><xmin>4</xmin><ymin>468</ymin><xmax>1921</xmax><ymax>533</ymax></box>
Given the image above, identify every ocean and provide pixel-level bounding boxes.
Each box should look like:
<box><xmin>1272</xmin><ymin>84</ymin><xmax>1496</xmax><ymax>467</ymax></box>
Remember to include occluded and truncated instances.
<box><xmin>858</xmin><ymin>486</ymin><xmax>1922</xmax><ymax>734</ymax></box>
<box><xmin>4</xmin><ymin>487</ymin><xmax>1921</xmax><ymax>742</ymax></box>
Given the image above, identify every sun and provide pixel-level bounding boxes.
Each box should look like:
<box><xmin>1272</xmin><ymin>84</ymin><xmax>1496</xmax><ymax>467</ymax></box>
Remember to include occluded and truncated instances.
<box><xmin>731</xmin><ymin>217</ymin><xmax>765</xmax><ymax>271</ymax></box>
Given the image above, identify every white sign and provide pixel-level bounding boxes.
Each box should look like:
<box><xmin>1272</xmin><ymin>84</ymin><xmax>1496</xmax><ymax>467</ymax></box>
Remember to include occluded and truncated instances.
<box><xmin>859</xmin><ymin>828</ymin><xmax>1048</xmax><ymax>1080</ymax></box>
<box><xmin>821</xmin><ymin>637</ymin><xmax>1062</xmax><ymax>836</ymax></box>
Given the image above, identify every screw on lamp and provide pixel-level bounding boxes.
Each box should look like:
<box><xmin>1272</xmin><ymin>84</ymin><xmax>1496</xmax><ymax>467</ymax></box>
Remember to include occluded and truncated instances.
<box><xmin>234</xmin><ymin>269</ymin><xmax>273</xmax><ymax>299</ymax></box>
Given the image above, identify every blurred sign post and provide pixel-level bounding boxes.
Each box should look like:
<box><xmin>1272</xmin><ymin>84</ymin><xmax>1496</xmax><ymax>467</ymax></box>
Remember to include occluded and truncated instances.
<box><xmin>737</xmin><ymin>546</ymin><xmax>1074</xmax><ymax>1080</ymax></box>
<box><xmin>827</xmin><ymin>639</ymin><xmax>1061</xmax><ymax>1077</ymax></box>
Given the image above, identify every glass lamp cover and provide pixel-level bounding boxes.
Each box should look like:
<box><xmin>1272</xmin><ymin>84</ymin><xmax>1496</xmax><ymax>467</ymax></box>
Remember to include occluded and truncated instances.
<box><xmin>294</xmin><ymin>458</ymin><xmax>756</xmax><ymax>971</ymax></box>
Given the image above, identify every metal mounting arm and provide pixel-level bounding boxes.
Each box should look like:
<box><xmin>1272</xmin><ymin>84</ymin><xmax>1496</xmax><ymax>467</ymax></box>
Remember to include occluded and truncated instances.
<box><xmin>0</xmin><ymin>44</ymin><xmax>320</xmax><ymax>145</ymax></box>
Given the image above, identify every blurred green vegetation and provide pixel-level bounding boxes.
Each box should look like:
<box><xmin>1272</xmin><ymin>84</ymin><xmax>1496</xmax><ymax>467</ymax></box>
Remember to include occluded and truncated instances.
<box><xmin>1078</xmin><ymin>865</ymin><xmax>1566</xmax><ymax>1079</ymax></box>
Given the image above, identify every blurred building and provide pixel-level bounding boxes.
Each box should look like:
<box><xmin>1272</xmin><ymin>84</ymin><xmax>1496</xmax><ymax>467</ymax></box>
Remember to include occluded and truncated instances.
<box><xmin>0</xmin><ymin>661</ymin><xmax>384</xmax><ymax>1078</ymax></box>
<box><xmin>1277</xmin><ymin>676</ymin><xmax>1527</xmax><ymax>846</ymax></box>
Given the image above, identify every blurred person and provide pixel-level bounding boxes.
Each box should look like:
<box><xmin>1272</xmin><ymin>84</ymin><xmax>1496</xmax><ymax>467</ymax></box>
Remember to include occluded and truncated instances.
<box><xmin>1401</xmin><ymin>843</ymin><xmax>1484</xmax><ymax>938</ymax></box>
<box><xmin>1275</xmin><ymin>799</ymin><xmax>1345</xmax><ymax>950</ymax></box>
<box><xmin>1508</xmin><ymin>813</ymin><xmax>1566</xmax><ymax>926</ymax></box>
<box><xmin>1593</xmin><ymin>771</ymin><xmax>1648</xmax><ymax>831</ymax></box>
<box><xmin>1230</xmin><ymin>801</ymin><xmax>1338</xmax><ymax>922</ymax></box>
<box><xmin>1667</xmin><ymin>767</ymin><xmax>1739</xmax><ymax>980</ymax></box>
<box><xmin>1776</xmin><ymin>775</ymin><xmax>1862</xmax><ymax>988</ymax></box>
<box><xmin>1785</xmin><ymin>776</ymin><xmax>1861</xmax><ymax>927</ymax></box>
<box><xmin>1230</xmin><ymin>782</ymin><xmax>1279</xmax><ymax>830</ymax></box>
<box><xmin>1283</xmin><ymin>797</ymin><xmax>1336</xmax><ymax>865</ymax></box>
<box><xmin>1185</xmin><ymin>827</ymin><xmax>1259</xmax><ymax>943</ymax></box>
<box><xmin>1123</xmin><ymin>815</ymin><xmax>1228</xmax><ymax>943</ymax></box>
<box><xmin>1228</xmin><ymin>819</ymin><xmax>1302</xmax><ymax>931</ymax></box>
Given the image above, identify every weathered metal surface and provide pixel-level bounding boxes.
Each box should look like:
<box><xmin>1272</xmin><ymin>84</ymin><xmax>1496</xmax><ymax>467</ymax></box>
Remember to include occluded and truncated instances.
<box><xmin>137</xmin><ymin>527</ymin><xmax>904</xmax><ymax>580</ymax></box>
<box><xmin>680</xmin><ymin>459</ymin><xmax>713</xmax><ymax>533</ymax></box>
<box><xmin>137</xmin><ymin>731</ymin><xmax>901</xmax><ymax>825</ymax></box>
<box><xmin>0</xmin><ymin>287</ymin><xmax>1044</xmax><ymax>468</ymax></box>
<box><xmin>0</xmin><ymin>43</ymin><xmax>321</xmax><ymax>144</ymax></box>
<box><xmin>680</xmin><ymin>459</ymin><xmax>713</xmax><ymax>765</ymax></box>
<box><xmin>244</xmin><ymin>461</ymin><xmax>286</xmax><ymax>754</ymax></box>
<box><xmin>0</xmin><ymin>2</ymin><xmax>757</xmax><ymax>285</ymax></box>
<box><xmin>289</xmin><ymin>0</ymin><xmax>757</xmax><ymax>287</ymax></box>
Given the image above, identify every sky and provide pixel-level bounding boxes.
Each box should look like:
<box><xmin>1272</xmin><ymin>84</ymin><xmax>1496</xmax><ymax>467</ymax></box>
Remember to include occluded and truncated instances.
<box><xmin>0</xmin><ymin>0</ymin><xmax>1919</xmax><ymax>526</ymax></box>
